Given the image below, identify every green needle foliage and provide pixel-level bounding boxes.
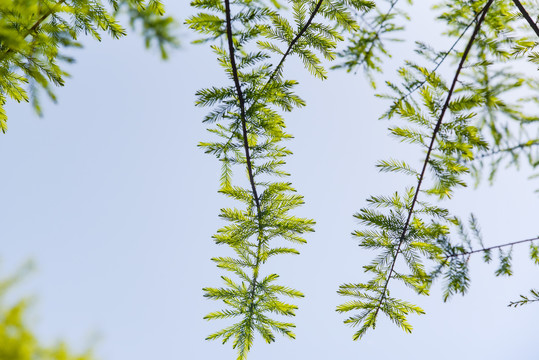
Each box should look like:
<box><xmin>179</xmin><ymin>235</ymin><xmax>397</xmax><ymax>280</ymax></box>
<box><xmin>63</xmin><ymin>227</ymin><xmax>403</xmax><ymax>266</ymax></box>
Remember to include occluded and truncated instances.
<box><xmin>0</xmin><ymin>0</ymin><xmax>178</xmax><ymax>132</ymax></box>
<box><xmin>188</xmin><ymin>0</ymin><xmax>373</xmax><ymax>357</ymax></box>
<box><xmin>337</xmin><ymin>0</ymin><xmax>539</xmax><ymax>340</ymax></box>
<box><xmin>0</xmin><ymin>264</ymin><xmax>95</xmax><ymax>360</ymax></box>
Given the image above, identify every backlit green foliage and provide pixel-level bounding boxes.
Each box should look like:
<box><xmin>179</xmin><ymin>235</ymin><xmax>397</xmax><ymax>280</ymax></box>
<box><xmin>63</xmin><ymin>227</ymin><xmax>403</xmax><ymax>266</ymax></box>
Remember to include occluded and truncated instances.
<box><xmin>337</xmin><ymin>0</ymin><xmax>539</xmax><ymax>340</ymax></box>
<box><xmin>0</xmin><ymin>0</ymin><xmax>177</xmax><ymax>131</ymax></box>
<box><xmin>189</xmin><ymin>0</ymin><xmax>373</xmax><ymax>358</ymax></box>
<box><xmin>0</xmin><ymin>264</ymin><xmax>95</xmax><ymax>360</ymax></box>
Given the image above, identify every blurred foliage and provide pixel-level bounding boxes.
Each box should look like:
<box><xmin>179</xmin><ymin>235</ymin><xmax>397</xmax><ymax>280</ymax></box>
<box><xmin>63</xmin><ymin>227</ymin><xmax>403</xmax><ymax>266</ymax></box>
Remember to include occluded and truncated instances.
<box><xmin>0</xmin><ymin>0</ymin><xmax>179</xmax><ymax>131</ymax></box>
<box><xmin>0</xmin><ymin>263</ymin><xmax>96</xmax><ymax>360</ymax></box>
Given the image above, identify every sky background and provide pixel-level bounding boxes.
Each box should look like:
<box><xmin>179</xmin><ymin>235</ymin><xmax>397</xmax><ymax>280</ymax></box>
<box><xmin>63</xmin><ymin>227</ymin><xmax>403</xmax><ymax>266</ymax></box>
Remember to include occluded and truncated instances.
<box><xmin>1</xmin><ymin>1</ymin><xmax>539</xmax><ymax>359</ymax></box>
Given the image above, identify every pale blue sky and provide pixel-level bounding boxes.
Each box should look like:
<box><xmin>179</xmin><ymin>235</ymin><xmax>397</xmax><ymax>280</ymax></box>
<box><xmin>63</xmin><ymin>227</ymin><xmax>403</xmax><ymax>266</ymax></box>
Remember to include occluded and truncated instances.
<box><xmin>1</xmin><ymin>1</ymin><xmax>538</xmax><ymax>359</ymax></box>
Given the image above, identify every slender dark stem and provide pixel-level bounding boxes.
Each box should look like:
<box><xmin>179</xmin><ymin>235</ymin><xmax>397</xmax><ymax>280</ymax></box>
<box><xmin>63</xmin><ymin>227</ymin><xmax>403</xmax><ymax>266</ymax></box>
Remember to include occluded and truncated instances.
<box><xmin>267</xmin><ymin>0</ymin><xmax>324</xmax><ymax>85</ymax></box>
<box><xmin>371</xmin><ymin>0</ymin><xmax>494</xmax><ymax>321</ymax></box>
<box><xmin>512</xmin><ymin>0</ymin><xmax>539</xmax><ymax>38</ymax></box>
<box><xmin>401</xmin><ymin>8</ymin><xmax>481</xmax><ymax>101</ymax></box>
<box><xmin>446</xmin><ymin>235</ymin><xmax>539</xmax><ymax>258</ymax></box>
<box><xmin>223</xmin><ymin>0</ymin><xmax>268</xmax><ymax>335</ymax></box>
<box><xmin>472</xmin><ymin>140</ymin><xmax>539</xmax><ymax>161</ymax></box>
<box><xmin>358</xmin><ymin>0</ymin><xmax>399</xmax><ymax>68</ymax></box>
<box><xmin>220</xmin><ymin>0</ymin><xmax>325</xmax><ymax>167</ymax></box>
<box><xmin>245</xmin><ymin>0</ymin><xmax>324</xmax><ymax>116</ymax></box>
<box><xmin>223</xmin><ymin>0</ymin><xmax>260</xmax><ymax>209</ymax></box>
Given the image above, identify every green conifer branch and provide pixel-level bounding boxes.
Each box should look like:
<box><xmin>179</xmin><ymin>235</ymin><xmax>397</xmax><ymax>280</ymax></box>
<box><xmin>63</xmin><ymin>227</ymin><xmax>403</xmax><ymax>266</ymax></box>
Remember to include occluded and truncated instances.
<box><xmin>194</xmin><ymin>0</ymin><xmax>374</xmax><ymax>355</ymax></box>
<box><xmin>223</xmin><ymin>0</ymin><xmax>260</xmax><ymax>206</ymax></box>
<box><xmin>0</xmin><ymin>0</ymin><xmax>176</xmax><ymax>129</ymax></box>
<box><xmin>509</xmin><ymin>289</ymin><xmax>539</xmax><ymax>307</ymax></box>
<box><xmin>22</xmin><ymin>0</ymin><xmax>67</xmax><ymax>41</ymax></box>
<box><xmin>243</xmin><ymin>0</ymin><xmax>325</xmax><ymax>120</ymax></box>
<box><xmin>370</xmin><ymin>0</ymin><xmax>494</xmax><ymax>324</ymax></box>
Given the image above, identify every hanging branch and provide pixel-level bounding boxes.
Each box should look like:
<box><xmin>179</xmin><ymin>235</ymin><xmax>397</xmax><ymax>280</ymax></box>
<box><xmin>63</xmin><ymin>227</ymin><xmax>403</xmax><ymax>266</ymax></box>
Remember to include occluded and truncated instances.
<box><xmin>337</xmin><ymin>0</ymin><xmax>496</xmax><ymax>340</ymax></box>
<box><xmin>192</xmin><ymin>0</ymin><xmax>374</xmax><ymax>356</ymax></box>
<box><xmin>371</xmin><ymin>0</ymin><xmax>494</xmax><ymax>322</ymax></box>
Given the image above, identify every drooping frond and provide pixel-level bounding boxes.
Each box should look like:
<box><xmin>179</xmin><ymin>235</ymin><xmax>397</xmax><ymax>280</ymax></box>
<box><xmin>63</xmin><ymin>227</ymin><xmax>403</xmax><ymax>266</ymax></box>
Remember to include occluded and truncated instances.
<box><xmin>190</xmin><ymin>0</ymin><xmax>374</xmax><ymax>357</ymax></box>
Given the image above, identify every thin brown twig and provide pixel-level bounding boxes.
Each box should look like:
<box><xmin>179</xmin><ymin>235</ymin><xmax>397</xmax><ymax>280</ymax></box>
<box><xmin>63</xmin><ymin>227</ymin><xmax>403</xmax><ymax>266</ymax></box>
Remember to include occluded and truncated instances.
<box><xmin>218</xmin><ymin>0</ymin><xmax>326</xmax><ymax>174</ymax></box>
<box><xmin>445</xmin><ymin>235</ymin><xmax>539</xmax><ymax>258</ymax></box>
<box><xmin>245</xmin><ymin>0</ymin><xmax>324</xmax><ymax>116</ymax></box>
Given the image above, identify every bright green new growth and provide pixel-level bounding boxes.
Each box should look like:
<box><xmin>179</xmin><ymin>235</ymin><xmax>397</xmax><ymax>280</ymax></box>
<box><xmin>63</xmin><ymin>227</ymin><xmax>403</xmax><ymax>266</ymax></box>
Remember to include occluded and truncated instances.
<box><xmin>337</xmin><ymin>0</ymin><xmax>539</xmax><ymax>340</ymax></box>
<box><xmin>0</xmin><ymin>0</ymin><xmax>178</xmax><ymax>132</ymax></box>
<box><xmin>0</xmin><ymin>264</ymin><xmax>95</xmax><ymax>360</ymax></box>
<box><xmin>188</xmin><ymin>0</ymin><xmax>373</xmax><ymax>358</ymax></box>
